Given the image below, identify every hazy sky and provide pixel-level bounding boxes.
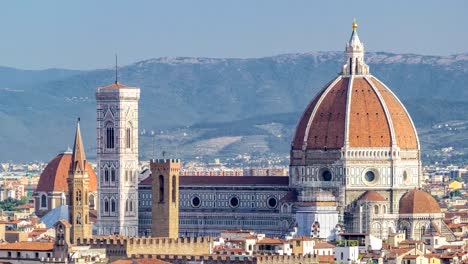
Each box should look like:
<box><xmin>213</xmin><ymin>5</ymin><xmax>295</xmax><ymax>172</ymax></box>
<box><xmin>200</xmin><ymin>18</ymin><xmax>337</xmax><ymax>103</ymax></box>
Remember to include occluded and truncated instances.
<box><xmin>1</xmin><ymin>0</ymin><xmax>467</xmax><ymax>69</ymax></box>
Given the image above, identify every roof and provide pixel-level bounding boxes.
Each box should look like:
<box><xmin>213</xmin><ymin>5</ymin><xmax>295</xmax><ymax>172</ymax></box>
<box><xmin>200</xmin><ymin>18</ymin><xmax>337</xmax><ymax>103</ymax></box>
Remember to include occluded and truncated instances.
<box><xmin>140</xmin><ymin>176</ymin><xmax>289</xmax><ymax>186</ymax></box>
<box><xmin>256</xmin><ymin>238</ymin><xmax>284</xmax><ymax>245</ymax></box>
<box><xmin>36</xmin><ymin>152</ymin><xmax>97</xmax><ymax>193</ymax></box>
<box><xmin>111</xmin><ymin>259</ymin><xmax>171</xmax><ymax>264</ymax></box>
<box><xmin>40</xmin><ymin>205</ymin><xmax>69</xmax><ymax>228</ymax></box>
<box><xmin>292</xmin><ymin>77</ymin><xmax>418</xmax><ymax>150</ymax></box>
<box><xmin>98</xmin><ymin>82</ymin><xmax>130</xmax><ymax>90</ymax></box>
<box><xmin>0</xmin><ymin>242</ymin><xmax>54</xmax><ymax>251</ymax></box>
<box><xmin>399</xmin><ymin>189</ymin><xmax>441</xmax><ymax>214</ymax></box>
<box><xmin>358</xmin><ymin>190</ymin><xmax>386</xmax><ymax>202</ymax></box>
<box><xmin>314</xmin><ymin>242</ymin><xmax>335</xmax><ymax>249</ymax></box>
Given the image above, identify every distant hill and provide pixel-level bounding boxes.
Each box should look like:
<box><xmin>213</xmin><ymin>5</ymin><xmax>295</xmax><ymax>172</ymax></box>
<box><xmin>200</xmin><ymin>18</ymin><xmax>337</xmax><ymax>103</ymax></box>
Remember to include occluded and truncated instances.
<box><xmin>0</xmin><ymin>51</ymin><xmax>467</xmax><ymax>163</ymax></box>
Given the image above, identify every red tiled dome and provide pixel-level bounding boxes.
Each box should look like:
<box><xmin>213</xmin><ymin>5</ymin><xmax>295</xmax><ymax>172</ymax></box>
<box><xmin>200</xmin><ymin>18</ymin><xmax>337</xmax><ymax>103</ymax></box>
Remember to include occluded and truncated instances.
<box><xmin>358</xmin><ymin>190</ymin><xmax>386</xmax><ymax>202</ymax></box>
<box><xmin>36</xmin><ymin>152</ymin><xmax>97</xmax><ymax>193</ymax></box>
<box><xmin>292</xmin><ymin>76</ymin><xmax>418</xmax><ymax>150</ymax></box>
<box><xmin>399</xmin><ymin>189</ymin><xmax>441</xmax><ymax>214</ymax></box>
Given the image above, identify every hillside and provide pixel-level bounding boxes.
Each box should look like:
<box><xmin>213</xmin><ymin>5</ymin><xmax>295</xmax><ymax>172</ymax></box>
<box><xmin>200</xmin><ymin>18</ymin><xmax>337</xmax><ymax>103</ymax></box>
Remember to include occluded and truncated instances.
<box><xmin>0</xmin><ymin>52</ymin><xmax>467</xmax><ymax>163</ymax></box>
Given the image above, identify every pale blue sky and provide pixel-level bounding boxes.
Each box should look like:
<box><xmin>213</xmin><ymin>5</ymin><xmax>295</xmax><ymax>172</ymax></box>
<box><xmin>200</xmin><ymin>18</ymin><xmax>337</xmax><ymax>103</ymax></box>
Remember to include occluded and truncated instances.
<box><xmin>0</xmin><ymin>0</ymin><xmax>466</xmax><ymax>69</ymax></box>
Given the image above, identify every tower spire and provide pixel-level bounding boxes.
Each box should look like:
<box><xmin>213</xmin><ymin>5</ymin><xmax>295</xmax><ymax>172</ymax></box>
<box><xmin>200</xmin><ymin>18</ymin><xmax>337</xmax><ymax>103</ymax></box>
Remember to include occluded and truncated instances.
<box><xmin>115</xmin><ymin>54</ymin><xmax>118</xmax><ymax>84</ymax></box>
<box><xmin>71</xmin><ymin>117</ymin><xmax>87</xmax><ymax>174</ymax></box>
<box><xmin>342</xmin><ymin>19</ymin><xmax>369</xmax><ymax>75</ymax></box>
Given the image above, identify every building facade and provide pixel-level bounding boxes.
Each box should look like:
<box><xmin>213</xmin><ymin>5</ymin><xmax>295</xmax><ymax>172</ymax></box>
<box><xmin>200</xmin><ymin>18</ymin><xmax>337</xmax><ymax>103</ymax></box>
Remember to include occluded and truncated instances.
<box><xmin>96</xmin><ymin>81</ymin><xmax>140</xmax><ymax>236</ymax></box>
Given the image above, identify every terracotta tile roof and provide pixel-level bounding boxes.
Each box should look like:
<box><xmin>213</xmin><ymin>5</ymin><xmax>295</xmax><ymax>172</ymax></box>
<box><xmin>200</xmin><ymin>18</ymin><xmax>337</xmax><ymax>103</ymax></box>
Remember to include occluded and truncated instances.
<box><xmin>0</xmin><ymin>242</ymin><xmax>54</xmax><ymax>251</ymax></box>
<box><xmin>99</xmin><ymin>82</ymin><xmax>130</xmax><ymax>90</ymax></box>
<box><xmin>112</xmin><ymin>259</ymin><xmax>171</xmax><ymax>264</ymax></box>
<box><xmin>256</xmin><ymin>238</ymin><xmax>284</xmax><ymax>245</ymax></box>
<box><xmin>317</xmin><ymin>255</ymin><xmax>335</xmax><ymax>263</ymax></box>
<box><xmin>399</xmin><ymin>189</ymin><xmax>441</xmax><ymax>214</ymax></box>
<box><xmin>292</xmin><ymin>75</ymin><xmax>419</xmax><ymax>151</ymax></box>
<box><xmin>314</xmin><ymin>242</ymin><xmax>335</xmax><ymax>249</ymax></box>
<box><xmin>358</xmin><ymin>190</ymin><xmax>386</xmax><ymax>202</ymax></box>
<box><xmin>372</xmin><ymin>77</ymin><xmax>418</xmax><ymax>149</ymax></box>
<box><xmin>140</xmin><ymin>176</ymin><xmax>289</xmax><ymax>186</ymax></box>
<box><xmin>36</xmin><ymin>153</ymin><xmax>97</xmax><ymax>193</ymax></box>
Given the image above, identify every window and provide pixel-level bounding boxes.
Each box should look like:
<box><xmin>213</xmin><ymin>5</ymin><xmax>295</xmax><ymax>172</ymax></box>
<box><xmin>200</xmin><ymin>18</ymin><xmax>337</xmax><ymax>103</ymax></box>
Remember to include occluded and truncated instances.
<box><xmin>319</xmin><ymin>169</ymin><xmax>332</xmax><ymax>181</ymax></box>
<box><xmin>125</xmin><ymin>200</ymin><xmax>129</xmax><ymax>212</ymax></box>
<box><xmin>172</xmin><ymin>176</ymin><xmax>176</xmax><ymax>203</ymax></box>
<box><xmin>111</xmin><ymin>169</ymin><xmax>116</xmax><ymax>182</ymax></box>
<box><xmin>106</xmin><ymin>125</ymin><xmax>115</xmax><ymax>149</ymax></box>
<box><xmin>76</xmin><ymin>190</ymin><xmax>82</xmax><ymax>205</ymax></box>
<box><xmin>41</xmin><ymin>194</ymin><xmax>47</xmax><ymax>208</ymax></box>
<box><xmin>76</xmin><ymin>213</ymin><xmax>82</xmax><ymax>224</ymax></box>
<box><xmin>104</xmin><ymin>199</ymin><xmax>109</xmax><ymax>213</ymax></box>
<box><xmin>130</xmin><ymin>200</ymin><xmax>133</xmax><ymax>212</ymax></box>
<box><xmin>126</xmin><ymin>127</ymin><xmax>131</xmax><ymax>148</ymax></box>
<box><xmin>365</xmin><ymin>171</ymin><xmax>376</xmax><ymax>182</ymax></box>
<box><xmin>89</xmin><ymin>194</ymin><xmax>95</xmax><ymax>209</ymax></box>
<box><xmin>104</xmin><ymin>168</ymin><xmax>109</xmax><ymax>182</ymax></box>
<box><xmin>111</xmin><ymin>199</ymin><xmax>116</xmax><ymax>212</ymax></box>
<box><xmin>159</xmin><ymin>175</ymin><xmax>164</xmax><ymax>202</ymax></box>
<box><xmin>35</xmin><ymin>252</ymin><xmax>39</xmax><ymax>259</ymax></box>
<box><xmin>374</xmin><ymin>205</ymin><xmax>379</xmax><ymax>214</ymax></box>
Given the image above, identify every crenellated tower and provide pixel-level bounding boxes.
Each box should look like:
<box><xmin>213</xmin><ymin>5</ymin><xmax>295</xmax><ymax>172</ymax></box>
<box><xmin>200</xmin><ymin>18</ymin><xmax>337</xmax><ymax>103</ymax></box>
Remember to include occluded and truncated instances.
<box><xmin>150</xmin><ymin>159</ymin><xmax>180</xmax><ymax>238</ymax></box>
<box><xmin>96</xmin><ymin>80</ymin><xmax>140</xmax><ymax>236</ymax></box>
<box><xmin>68</xmin><ymin>119</ymin><xmax>92</xmax><ymax>242</ymax></box>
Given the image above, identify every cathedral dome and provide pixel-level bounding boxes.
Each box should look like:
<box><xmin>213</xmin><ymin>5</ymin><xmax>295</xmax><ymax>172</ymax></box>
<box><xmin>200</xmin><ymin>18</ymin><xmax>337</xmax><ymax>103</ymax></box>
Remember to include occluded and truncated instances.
<box><xmin>36</xmin><ymin>151</ymin><xmax>97</xmax><ymax>193</ymax></box>
<box><xmin>292</xmin><ymin>22</ymin><xmax>419</xmax><ymax>151</ymax></box>
<box><xmin>399</xmin><ymin>189</ymin><xmax>441</xmax><ymax>214</ymax></box>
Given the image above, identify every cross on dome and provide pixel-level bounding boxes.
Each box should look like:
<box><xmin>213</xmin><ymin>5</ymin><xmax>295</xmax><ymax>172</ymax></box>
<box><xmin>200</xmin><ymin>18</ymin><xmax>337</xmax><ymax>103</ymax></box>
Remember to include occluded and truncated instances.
<box><xmin>342</xmin><ymin>19</ymin><xmax>370</xmax><ymax>75</ymax></box>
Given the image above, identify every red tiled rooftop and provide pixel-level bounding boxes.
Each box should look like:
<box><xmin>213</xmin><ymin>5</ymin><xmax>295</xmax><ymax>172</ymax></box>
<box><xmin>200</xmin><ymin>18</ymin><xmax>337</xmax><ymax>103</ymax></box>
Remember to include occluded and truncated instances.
<box><xmin>0</xmin><ymin>242</ymin><xmax>53</xmax><ymax>251</ymax></box>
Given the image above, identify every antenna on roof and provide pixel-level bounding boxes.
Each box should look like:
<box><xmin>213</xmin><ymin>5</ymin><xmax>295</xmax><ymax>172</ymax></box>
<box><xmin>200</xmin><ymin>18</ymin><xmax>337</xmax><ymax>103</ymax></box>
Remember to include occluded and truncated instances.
<box><xmin>115</xmin><ymin>54</ymin><xmax>118</xmax><ymax>84</ymax></box>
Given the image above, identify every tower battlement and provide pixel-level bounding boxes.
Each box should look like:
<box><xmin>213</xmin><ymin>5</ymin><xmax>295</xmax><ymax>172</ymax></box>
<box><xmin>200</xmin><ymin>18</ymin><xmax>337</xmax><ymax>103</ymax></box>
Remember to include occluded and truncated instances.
<box><xmin>150</xmin><ymin>159</ymin><xmax>181</xmax><ymax>171</ymax></box>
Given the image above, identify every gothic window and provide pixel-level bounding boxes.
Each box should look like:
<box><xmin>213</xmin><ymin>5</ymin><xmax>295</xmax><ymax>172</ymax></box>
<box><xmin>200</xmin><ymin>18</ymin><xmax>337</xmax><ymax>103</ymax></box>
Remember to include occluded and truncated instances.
<box><xmin>40</xmin><ymin>194</ymin><xmax>47</xmax><ymax>208</ymax></box>
<box><xmin>111</xmin><ymin>169</ymin><xmax>116</xmax><ymax>182</ymax></box>
<box><xmin>130</xmin><ymin>200</ymin><xmax>133</xmax><ymax>212</ymax></box>
<box><xmin>104</xmin><ymin>199</ymin><xmax>109</xmax><ymax>213</ymax></box>
<box><xmin>104</xmin><ymin>168</ymin><xmax>109</xmax><ymax>182</ymax></box>
<box><xmin>126</xmin><ymin>126</ymin><xmax>131</xmax><ymax>149</ymax></box>
<box><xmin>76</xmin><ymin>190</ymin><xmax>82</xmax><ymax>205</ymax></box>
<box><xmin>106</xmin><ymin>124</ymin><xmax>115</xmax><ymax>149</ymax></box>
<box><xmin>111</xmin><ymin>199</ymin><xmax>116</xmax><ymax>213</ymax></box>
<box><xmin>172</xmin><ymin>176</ymin><xmax>176</xmax><ymax>203</ymax></box>
<box><xmin>159</xmin><ymin>175</ymin><xmax>164</xmax><ymax>202</ymax></box>
<box><xmin>89</xmin><ymin>194</ymin><xmax>95</xmax><ymax>209</ymax></box>
<box><xmin>125</xmin><ymin>200</ymin><xmax>129</xmax><ymax>212</ymax></box>
<box><xmin>76</xmin><ymin>213</ymin><xmax>82</xmax><ymax>225</ymax></box>
<box><xmin>125</xmin><ymin>170</ymin><xmax>128</xmax><ymax>182</ymax></box>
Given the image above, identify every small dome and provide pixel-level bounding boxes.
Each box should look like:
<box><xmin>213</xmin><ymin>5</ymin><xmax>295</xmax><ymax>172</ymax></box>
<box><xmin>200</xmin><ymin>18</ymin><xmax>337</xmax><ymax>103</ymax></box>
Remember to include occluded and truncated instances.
<box><xmin>358</xmin><ymin>190</ymin><xmax>386</xmax><ymax>202</ymax></box>
<box><xmin>399</xmin><ymin>189</ymin><xmax>441</xmax><ymax>214</ymax></box>
<box><xmin>36</xmin><ymin>152</ymin><xmax>97</xmax><ymax>193</ymax></box>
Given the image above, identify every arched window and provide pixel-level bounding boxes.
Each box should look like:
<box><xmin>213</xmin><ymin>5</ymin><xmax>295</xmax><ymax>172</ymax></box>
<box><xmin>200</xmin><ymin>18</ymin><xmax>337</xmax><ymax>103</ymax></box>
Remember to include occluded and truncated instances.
<box><xmin>111</xmin><ymin>199</ymin><xmax>116</xmax><ymax>213</ymax></box>
<box><xmin>159</xmin><ymin>175</ymin><xmax>164</xmax><ymax>202</ymax></box>
<box><xmin>106</xmin><ymin>124</ymin><xmax>115</xmax><ymax>149</ymax></box>
<box><xmin>125</xmin><ymin>200</ymin><xmax>129</xmax><ymax>212</ymax></box>
<box><xmin>76</xmin><ymin>190</ymin><xmax>82</xmax><ymax>205</ymax></box>
<box><xmin>111</xmin><ymin>169</ymin><xmax>116</xmax><ymax>182</ymax></box>
<box><xmin>104</xmin><ymin>199</ymin><xmax>109</xmax><ymax>213</ymax></box>
<box><xmin>130</xmin><ymin>200</ymin><xmax>133</xmax><ymax>212</ymax></box>
<box><xmin>104</xmin><ymin>168</ymin><xmax>109</xmax><ymax>182</ymax></box>
<box><xmin>374</xmin><ymin>205</ymin><xmax>379</xmax><ymax>214</ymax></box>
<box><xmin>41</xmin><ymin>194</ymin><xmax>47</xmax><ymax>208</ymax></box>
<box><xmin>126</xmin><ymin>126</ymin><xmax>131</xmax><ymax>149</ymax></box>
<box><xmin>172</xmin><ymin>175</ymin><xmax>176</xmax><ymax>203</ymax></box>
<box><xmin>89</xmin><ymin>194</ymin><xmax>95</xmax><ymax>209</ymax></box>
<box><xmin>76</xmin><ymin>213</ymin><xmax>82</xmax><ymax>225</ymax></box>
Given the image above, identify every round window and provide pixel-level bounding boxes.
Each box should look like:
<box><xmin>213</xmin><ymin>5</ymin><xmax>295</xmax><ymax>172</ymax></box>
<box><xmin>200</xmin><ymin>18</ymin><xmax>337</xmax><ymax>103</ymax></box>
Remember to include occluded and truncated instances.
<box><xmin>365</xmin><ymin>171</ymin><xmax>376</xmax><ymax>182</ymax></box>
<box><xmin>267</xmin><ymin>197</ymin><xmax>278</xmax><ymax>208</ymax></box>
<box><xmin>191</xmin><ymin>196</ymin><xmax>201</xmax><ymax>208</ymax></box>
<box><xmin>229</xmin><ymin>197</ymin><xmax>239</xmax><ymax>208</ymax></box>
<box><xmin>320</xmin><ymin>170</ymin><xmax>332</xmax><ymax>181</ymax></box>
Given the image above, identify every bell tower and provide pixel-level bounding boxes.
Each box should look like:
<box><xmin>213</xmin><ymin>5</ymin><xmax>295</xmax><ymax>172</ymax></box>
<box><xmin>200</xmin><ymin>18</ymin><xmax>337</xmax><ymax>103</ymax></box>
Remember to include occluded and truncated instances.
<box><xmin>150</xmin><ymin>159</ymin><xmax>180</xmax><ymax>238</ymax></box>
<box><xmin>96</xmin><ymin>79</ymin><xmax>140</xmax><ymax>236</ymax></box>
<box><xmin>68</xmin><ymin>118</ymin><xmax>93</xmax><ymax>243</ymax></box>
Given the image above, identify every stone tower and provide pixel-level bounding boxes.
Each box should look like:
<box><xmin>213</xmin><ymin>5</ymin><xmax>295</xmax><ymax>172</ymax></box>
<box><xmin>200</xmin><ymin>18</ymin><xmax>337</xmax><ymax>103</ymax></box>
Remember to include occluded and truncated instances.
<box><xmin>68</xmin><ymin>119</ymin><xmax>92</xmax><ymax>242</ymax></box>
<box><xmin>151</xmin><ymin>159</ymin><xmax>180</xmax><ymax>238</ymax></box>
<box><xmin>53</xmin><ymin>220</ymin><xmax>71</xmax><ymax>259</ymax></box>
<box><xmin>96</xmin><ymin>81</ymin><xmax>140</xmax><ymax>236</ymax></box>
